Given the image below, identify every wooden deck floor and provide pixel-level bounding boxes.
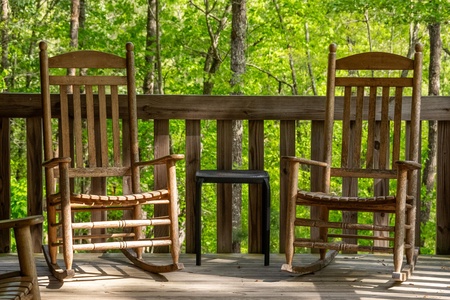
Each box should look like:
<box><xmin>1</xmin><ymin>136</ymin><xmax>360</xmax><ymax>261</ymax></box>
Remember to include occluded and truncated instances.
<box><xmin>1</xmin><ymin>252</ymin><xmax>449</xmax><ymax>299</ymax></box>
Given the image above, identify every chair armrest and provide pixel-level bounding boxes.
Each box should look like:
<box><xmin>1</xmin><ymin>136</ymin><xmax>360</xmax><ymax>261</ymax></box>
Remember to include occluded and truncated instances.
<box><xmin>43</xmin><ymin>157</ymin><xmax>71</xmax><ymax>168</ymax></box>
<box><xmin>282</xmin><ymin>156</ymin><xmax>328</xmax><ymax>168</ymax></box>
<box><xmin>134</xmin><ymin>154</ymin><xmax>185</xmax><ymax>168</ymax></box>
<box><xmin>0</xmin><ymin>215</ymin><xmax>44</xmax><ymax>230</ymax></box>
<box><xmin>395</xmin><ymin>160</ymin><xmax>422</xmax><ymax>171</ymax></box>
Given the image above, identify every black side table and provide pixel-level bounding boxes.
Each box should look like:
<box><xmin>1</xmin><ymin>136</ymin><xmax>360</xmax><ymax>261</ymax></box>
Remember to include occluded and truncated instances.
<box><xmin>195</xmin><ymin>170</ymin><xmax>270</xmax><ymax>266</ymax></box>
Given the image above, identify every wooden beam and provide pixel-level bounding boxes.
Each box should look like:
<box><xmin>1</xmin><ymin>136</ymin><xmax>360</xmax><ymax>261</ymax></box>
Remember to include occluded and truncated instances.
<box><xmin>1</xmin><ymin>93</ymin><xmax>450</xmax><ymax>121</ymax></box>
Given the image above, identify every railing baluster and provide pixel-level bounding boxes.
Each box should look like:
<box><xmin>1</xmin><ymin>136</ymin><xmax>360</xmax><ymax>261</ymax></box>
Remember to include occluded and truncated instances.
<box><xmin>185</xmin><ymin>120</ymin><xmax>201</xmax><ymax>253</ymax></box>
<box><xmin>0</xmin><ymin>118</ymin><xmax>10</xmax><ymax>253</ymax></box>
<box><xmin>26</xmin><ymin>117</ymin><xmax>43</xmax><ymax>253</ymax></box>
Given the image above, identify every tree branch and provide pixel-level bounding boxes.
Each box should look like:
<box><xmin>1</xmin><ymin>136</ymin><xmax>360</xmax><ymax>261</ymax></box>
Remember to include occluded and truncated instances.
<box><xmin>443</xmin><ymin>47</ymin><xmax>450</xmax><ymax>56</ymax></box>
<box><xmin>247</xmin><ymin>63</ymin><xmax>293</xmax><ymax>90</ymax></box>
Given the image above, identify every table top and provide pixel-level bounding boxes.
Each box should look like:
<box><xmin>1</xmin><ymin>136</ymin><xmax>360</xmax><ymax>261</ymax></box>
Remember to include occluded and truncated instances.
<box><xmin>196</xmin><ymin>170</ymin><xmax>269</xmax><ymax>184</ymax></box>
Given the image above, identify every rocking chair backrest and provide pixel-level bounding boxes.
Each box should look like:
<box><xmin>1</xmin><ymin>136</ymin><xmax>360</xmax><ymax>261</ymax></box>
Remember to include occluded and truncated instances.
<box><xmin>324</xmin><ymin>43</ymin><xmax>423</xmax><ymax>198</ymax></box>
<box><xmin>39</xmin><ymin>42</ymin><xmax>140</xmax><ymax>194</ymax></box>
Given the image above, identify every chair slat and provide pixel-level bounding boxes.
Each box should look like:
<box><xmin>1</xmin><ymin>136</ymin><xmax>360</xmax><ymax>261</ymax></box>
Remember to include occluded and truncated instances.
<box><xmin>49</xmin><ymin>75</ymin><xmax>127</xmax><ymax>85</ymax></box>
<box><xmin>352</xmin><ymin>86</ymin><xmax>364</xmax><ymax>168</ymax></box>
<box><xmin>98</xmin><ymin>85</ymin><xmax>108</xmax><ymax>167</ymax></box>
<box><xmin>379</xmin><ymin>87</ymin><xmax>390</xmax><ymax>170</ymax></box>
<box><xmin>59</xmin><ymin>86</ymin><xmax>71</xmax><ymax>158</ymax></box>
<box><xmin>111</xmin><ymin>85</ymin><xmax>121</xmax><ymax>167</ymax></box>
<box><xmin>392</xmin><ymin>87</ymin><xmax>403</xmax><ymax>167</ymax></box>
<box><xmin>73</xmin><ymin>86</ymin><xmax>83</xmax><ymax>168</ymax></box>
<box><xmin>366</xmin><ymin>86</ymin><xmax>377</xmax><ymax>168</ymax></box>
<box><xmin>341</xmin><ymin>86</ymin><xmax>352</xmax><ymax>168</ymax></box>
<box><xmin>85</xmin><ymin>85</ymin><xmax>97</xmax><ymax>167</ymax></box>
<box><xmin>335</xmin><ymin>77</ymin><xmax>413</xmax><ymax>87</ymax></box>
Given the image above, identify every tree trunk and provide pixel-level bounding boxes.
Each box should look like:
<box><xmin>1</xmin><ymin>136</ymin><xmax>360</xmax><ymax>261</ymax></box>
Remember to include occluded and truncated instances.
<box><xmin>155</xmin><ymin>0</ymin><xmax>162</xmax><ymax>94</ymax></box>
<box><xmin>69</xmin><ymin>0</ymin><xmax>80</xmax><ymax>50</ymax></box>
<box><xmin>401</xmin><ymin>23</ymin><xmax>419</xmax><ymax>77</ymax></box>
<box><xmin>304</xmin><ymin>22</ymin><xmax>316</xmax><ymax>96</ymax></box>
<box><xmin>230</xmin><ymin>0</ymin><xmax>246</xmax><ymax>253</ymax></box>
<box><xmin>79</xmin><ymin>0</ymin><xmax>86</xmax><ymax>48</ymax></box>
<box><xmin>68</xmin><ymin>0</ymin><xmax>80</xmax><ymax>82</ymax></box>
<box><xmin>143</xmin><ymin>0</ymin><xmax>157</xmax><ymax>94</ymax></box>
<box><xmin>364</xmin><ymin>10</ymin><xmax>372</xmax><ymax>51</ymax></box>
<box><xmin>1</xmin><ymin>0</ymin><xmax>9</xmax><ymax>90</ymax></box>
<box><xmin>423</xmin><ymin>23</ymin><xmax>441</xmax><ymax>193</ymax></box>
<box><xmin>421</xmin><ymin>23</ymin><xmax>441</xmax><ymax>246</ymax></box>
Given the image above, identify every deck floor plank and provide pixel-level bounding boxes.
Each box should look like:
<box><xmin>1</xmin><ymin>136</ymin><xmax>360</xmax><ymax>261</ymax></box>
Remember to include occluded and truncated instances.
<box><xmin>1</xmin><ymin>253</ymin><xmax>449</xmax><ymax>299</ymax></box>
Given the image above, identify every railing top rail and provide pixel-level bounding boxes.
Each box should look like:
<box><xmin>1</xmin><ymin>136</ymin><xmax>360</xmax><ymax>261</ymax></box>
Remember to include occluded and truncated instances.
<box><xmin>0</xmin><ymin>93</ymin><xmax>448</xmax><ymax>121</ymax></box>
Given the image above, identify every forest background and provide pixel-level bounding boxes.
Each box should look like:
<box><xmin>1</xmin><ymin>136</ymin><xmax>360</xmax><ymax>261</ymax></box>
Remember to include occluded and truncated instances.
<box><xmin>1</xmin><ymin>0</ymin><xmax>450</xmax><ymax>255</ymax></box>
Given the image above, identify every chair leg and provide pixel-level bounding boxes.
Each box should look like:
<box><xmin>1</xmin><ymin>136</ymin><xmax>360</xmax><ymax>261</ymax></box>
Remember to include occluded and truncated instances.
<box><xmin>15</xmin><ymin>226</ymin><xmax>41</xmax><ymax>300</ymax></box>
<box><xmin>282</xmin><ymin>191</ymin><xmax>297</xmax><ymax>269</ymax></box>
<box><xmin>43</xmin><ymin>202</ymin><xmax>75</xmax><ymax>281</ymax></box>
<box><xmin>405</xmin><ymin>205</ymin><xmax>417</xmax><ymax>266</ymax></box>
<box><xmin>61</xmin><ymin>212</ymin><xmax>73</xmax><ymax>272</ymax></box>
<box><xmin>392</xmin><ymin>170</ymin><xmax>408</xmax><ymax>281</ymax></box>
<box><xmin>169</xmin><ymin>195</ymin><xmax>180</xmax><ymax>265</ymax></box>
<box><xmin>282</xmin><ymin>161</ymin><xmax>299</xmax><ymax>271</ymax></box>
<box><xmin>195</xmin><ymin>178</ymin><xmax>203</xmax><ymax>266</ymax></box>
<box><xmin>43</xmin><ymin>196</ymin><xmax>76</xmax><ymax>280</ymax></box>
<box><xmin>42</xmin><ymin>245</ymin><xmax>75</xmax><ymax>281</ymax></box>
<box><xmin>392</xmin><ymin>213</ymin><xmax>406</xmax><ymax>281</ymax></box>
<box><xmin>47</xmin><ymin>205</ymin><xmax>58</xmax><ymax>265</ymax></box>
<box><xmin>262</xmin><ymin>178</ymin><xmax>270</xmax><ymax>266</ymax></box>
<box><xmin>319</xmin><ymin>206</ymin><xmax>329</xmax><ymax>260</ymax></box>
<box><xmin>131</xmin><ymin>204</ymin><xmax>144</xmax><ymax>260</ymax></box>
<box><xmin>60</xmin><ymin>163</ymin><xmax>74</xmax><ymax>272</ymax></box>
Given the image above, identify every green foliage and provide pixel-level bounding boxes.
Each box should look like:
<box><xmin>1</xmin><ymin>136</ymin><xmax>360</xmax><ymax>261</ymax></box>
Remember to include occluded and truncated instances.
<box><xmin>0</xmin><ymin>69</ymin><xmax>8</xmax><ymax>91</ymax></box>
<box><xmin>2</xmin><ymin>0</ymin><xmax>448</xmax><ymax>254</ymax></box>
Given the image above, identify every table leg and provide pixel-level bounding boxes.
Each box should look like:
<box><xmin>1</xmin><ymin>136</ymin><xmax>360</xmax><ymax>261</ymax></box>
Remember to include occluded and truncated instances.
<box><xmin>262</xmin><ymin>178</ymin><xmax>270</xmax><ymax>266</ymax></box>
<box><xmin>195</xmin><ymin>178</ymin><xmax>203</xmax><ymax>266</ymax></box>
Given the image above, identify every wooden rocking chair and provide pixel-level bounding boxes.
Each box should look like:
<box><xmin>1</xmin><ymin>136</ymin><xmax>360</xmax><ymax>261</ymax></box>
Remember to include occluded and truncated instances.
<box><xmin>282</xmin><ymin>43</ymin><xmax>423</xmax><ymax>281</ymax></box>
<box><xmin>0</xmin><ymin>215</ymin><xmax>43</xmax><ymax>300</ymax></box>
<box><xmin>39</xmin><ymin>41</ymin><xmax>184</xmax><ymax>280</ymax></box>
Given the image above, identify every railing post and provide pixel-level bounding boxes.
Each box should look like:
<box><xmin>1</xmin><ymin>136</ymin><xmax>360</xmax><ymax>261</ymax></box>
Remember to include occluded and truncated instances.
<box><xmin>217</xmin><ymin>120</ymin><xmax>233</xmax><ymax>253</ymax></box>
<box><xmin>26</xmin><ymin>117</ymin><xmax>43</xmax><ymax>253</ymax></box>
<box><xmin>185</xmin><ymin>120</ymin><xmax>201</xmax><ymax>253</ymax></box>
<box><xmin>248</xmin><ymin>120</ymin><xmax>264</xmax><ymax>253</ymax></box>
<box><xmin>279</xmin><ymin>120</ymin><xmax>296</xmax><ymax>253</ymax></box>
<box><xmin>310</xmin><ymin>120</ymin><xmax>325</xmax><ymax>251</ymax></box>
<box><xmin>0</xmin><ymin>118</ymin><xmax>10</xmax><ymax>253</ymax></box>
<box><xmin>437</xmin><ymin>121</ymin><xmax>450</xmax><ymax>254</ymax></box>
<box><xmin>154</xmin><ymin>119</ymin><xmax>170</xmax><ymax>253</ymax></box>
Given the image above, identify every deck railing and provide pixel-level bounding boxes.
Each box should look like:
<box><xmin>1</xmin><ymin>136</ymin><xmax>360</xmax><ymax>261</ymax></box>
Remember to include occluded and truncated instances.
<box><xmin>1</xmin><ymin>93</ymin><xmax>449</xmax><ymax>255</ymax></box>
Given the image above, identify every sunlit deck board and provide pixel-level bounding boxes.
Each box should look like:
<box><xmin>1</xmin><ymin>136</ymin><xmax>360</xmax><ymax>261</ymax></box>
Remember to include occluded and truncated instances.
<box><xmin>1</xmin><ymin>253</ymin><xmax>449</xmax><ymax>299</ymax></box>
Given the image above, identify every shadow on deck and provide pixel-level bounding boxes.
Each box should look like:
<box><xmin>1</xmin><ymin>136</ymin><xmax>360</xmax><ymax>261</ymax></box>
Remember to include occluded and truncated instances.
<box><xmin>1</xmin><ymin>253</ymin><xmax>449</xmax><ymax>299</ymax></box>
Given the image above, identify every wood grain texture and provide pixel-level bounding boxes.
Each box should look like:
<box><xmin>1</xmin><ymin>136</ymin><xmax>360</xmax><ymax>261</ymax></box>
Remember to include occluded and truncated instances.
<box><xmin>1</xmin><ymin>93</ymin><xmax>450</xmax><ymax>120</ymax></box>
<box><xmin>1</xmin><ymin>253</ymin><xmax>449</xmax><ymax>299</ymax></box>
